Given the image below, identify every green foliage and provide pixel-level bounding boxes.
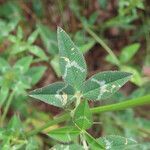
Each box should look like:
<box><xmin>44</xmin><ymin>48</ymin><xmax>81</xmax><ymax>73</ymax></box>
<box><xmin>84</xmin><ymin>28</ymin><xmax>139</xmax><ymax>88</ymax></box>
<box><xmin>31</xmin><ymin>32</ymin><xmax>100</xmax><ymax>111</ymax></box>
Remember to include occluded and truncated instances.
<box><xmin>8</xmin><ymin>26</ymin><xmax>48</xmax><ymax>61</ymax></box>
<box><xmin>74</xmin><ymin>100</ymin><xmax>93</xmax><ymax>129</ymax></box>
<box><xmin>29</xmin><ymin>27</ymin><xmax>137</xmax><ymax>149</ymax></box>
<box><xmin>119</xmin><ymin>43</ymin><xmax>140</xmax><ymax>63</ymax></box>
<box><xmin>106</xmin><ymin>43</ymin><xmax>142</xmax><ymax>86</ymax></box>
<box><xmin>48</xmin><ymin>126</ymin><xmax>80</xmax><ymax>142</ymax></box>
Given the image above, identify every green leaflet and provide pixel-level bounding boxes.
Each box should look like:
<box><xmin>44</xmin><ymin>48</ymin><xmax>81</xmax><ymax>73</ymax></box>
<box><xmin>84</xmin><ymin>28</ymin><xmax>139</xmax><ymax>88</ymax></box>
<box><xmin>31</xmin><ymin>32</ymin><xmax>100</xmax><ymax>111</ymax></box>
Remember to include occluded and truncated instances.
<box><xmin>29</xmin><ymin>82</ymin><xmax>75</xmax><ymax>108</ymax></box>
<box><xmin>27</xmin><ymin>29</ymin><xmax>39</xmax><ymax>44</ymax></box>
<box><xmin>74</xmin><ymin>100</ymin><xmax>93</xmax><ymax>130</ymax></box>
<box><xmin>82</xmin><ymin>71</ymin><xmax>132</xmax><ymax>100</ymax></box>
<box><xmin>47</xmin><ymin>126</ymin><xmax>80</xmax><ymax>142</ymax></box>
<box><xmin>13</xmin><ymin>56</ymin><xmax>33</xmax><ymax>73</ymax></box>
<box><xmin>29</xmin><ymin>45</ymin><xmax>48</xmax><ymax>60</ymax></box>
<box><xmin>57</xmin><ymin>27</ymin><xmax>87</xmax><ymax>90</ymax></box>
<box><xmin>38</xmin><ymin>23</ymin><xmax>58</xmax><ymax>55</ymax></box>
<box><xmin>97</xmin><ymin>135</ymin><xmax>139</xmax><ymax>150</ymax></box>
<box><xmin>26</xmin><ymin>66</ymin><xmax>46</xmax><ymax>85</ymax></box>
<box><xmin>119</xmin><ymin>43</ymin><xmax>140</xmax><ymax>64</ymax></box>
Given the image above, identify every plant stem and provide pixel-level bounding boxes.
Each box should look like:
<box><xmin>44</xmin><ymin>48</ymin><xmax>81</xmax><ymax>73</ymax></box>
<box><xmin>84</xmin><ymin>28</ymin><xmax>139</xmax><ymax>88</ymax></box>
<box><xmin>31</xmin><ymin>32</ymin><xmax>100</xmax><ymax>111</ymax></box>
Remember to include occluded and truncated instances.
<box><xmin>1</xmin><ymin>90</ymin><xmax>15</xmax><ymax>126</ymax></box>
<box><xmin>26</xmin><ymin>94</ymin><xmax>150</xmax><ymax>137</ymax></box>
<box><xmin>91</xmin><ymin>94</ymin><xmax>150</xmax><ymax>113</ymax></box>
<box><xmin>84</xmin><ymin>25</ymin><xmax>120</xmax><ymax>66</ymax></box>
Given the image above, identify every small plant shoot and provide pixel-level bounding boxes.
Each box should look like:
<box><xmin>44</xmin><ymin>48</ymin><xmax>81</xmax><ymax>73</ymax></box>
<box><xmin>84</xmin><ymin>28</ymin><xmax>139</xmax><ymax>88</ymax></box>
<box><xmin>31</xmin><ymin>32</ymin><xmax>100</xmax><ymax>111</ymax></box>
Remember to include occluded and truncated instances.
<box><xmin>28</xmin><ymin>27</ymin><xmax>146</xmax><ymax>150</ymax></box>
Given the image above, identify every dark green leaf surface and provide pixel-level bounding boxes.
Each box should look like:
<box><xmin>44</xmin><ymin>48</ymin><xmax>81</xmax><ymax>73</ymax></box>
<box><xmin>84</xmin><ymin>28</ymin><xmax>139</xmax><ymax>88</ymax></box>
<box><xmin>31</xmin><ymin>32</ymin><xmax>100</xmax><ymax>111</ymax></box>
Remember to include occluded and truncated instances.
<box><xmin>74</xmin><ymin>100</ymin><xmax>92</xmax><ymax>129</ymax></box>
<box><xmin>57</xmin><ymin>27</ymin><xmax>87</xmax><ymax>90</ymax></box>
<box><xmin>48</xmin><ymin>126</ymin><xmax>80</xmax><ymax>142</ymax></box>
<box><xmin>29</xmin><ymin>82</ymin><xmax>75</xmax><ymax>108</ymax></box>
<box><xmin>82</xmin><ymin>71</ymin><xmax>132</xmax><ymax>100</ymax></box>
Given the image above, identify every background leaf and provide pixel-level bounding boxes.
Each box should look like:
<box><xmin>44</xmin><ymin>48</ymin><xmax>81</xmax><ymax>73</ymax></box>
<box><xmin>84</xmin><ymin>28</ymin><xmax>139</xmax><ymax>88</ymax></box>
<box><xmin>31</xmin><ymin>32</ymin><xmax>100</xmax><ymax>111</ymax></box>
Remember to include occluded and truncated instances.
<box><xmin>13</xmin><ymin>56</ymin><xmax>33</xmax><ymax>73</ymax></box>
<box><xmin>119</xmin><ymin>43</ymin><xmax>140</xmax><ymax>63</ymax></box>
<box><xmin>26</xmin><ymin>66</ymin><xmax>46</xmax><ymax>85</ymax></box>
<box><xmin>38</xmin><ymin>23</ymin><xmax>58</xmax><ymax>55</ymax></box>
<box><xmin>29</xmin><ymin>45</ymin><xmax>48</xmax><ymax>60</ymax></box>
<box><xmin>27</xmin><ymin>29</ymin><xmax>39</xmax><ymax>44</ymax></box>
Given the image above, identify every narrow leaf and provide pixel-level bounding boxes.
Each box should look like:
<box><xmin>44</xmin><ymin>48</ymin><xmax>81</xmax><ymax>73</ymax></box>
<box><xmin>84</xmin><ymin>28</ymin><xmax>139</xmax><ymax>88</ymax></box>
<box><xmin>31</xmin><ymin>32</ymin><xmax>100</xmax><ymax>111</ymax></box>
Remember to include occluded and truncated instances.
<box><xmin>74</xmin><ymin>100</ymin><xmax>92</xmax><ymax>129</ymax></box>
<box><xmin>26</xmin><ymin>66</ymin><xmax>46</xmax><ymax>85</ymax></box>
<box><xmin>105</xmin><ymin>55</ymin><xmax>119</xmax><ymax>66</ymax></box>
<box><xmin>57</xmin><ymin>27</ymin><xmax>87</xmax><ymax>90</ymax></box>
<box><xmin>38</xmin><ymin>23</ymin><xmax>58</xmax><ymax>55</ymax></box>
<box><xmin>82</xmin><ymin>71</ymin><xmax>132</xmax><ymax>100</ymax></box>
<box><xmin>27</xmin><ymin>29</ymin><xmax>39</xmax><ymax>44</ymax></box>
<box><xmin>119</xmin><ymin>43</ymin><xmax>140</xmax><ymax>63</ymax></box>
<box><xmin>29</xmin><ymin>45</ymin><xmax>48</xmax><ymax>60</ymax></box>
<box><xmin>29</xmin><ymin>82</ymin><xmax>75</xmax><ymax>108</ymax></box>
<box><xmin>48</xmin><ymin>126</ymin><xmax>80</xmax><ymax>142</ymax></box>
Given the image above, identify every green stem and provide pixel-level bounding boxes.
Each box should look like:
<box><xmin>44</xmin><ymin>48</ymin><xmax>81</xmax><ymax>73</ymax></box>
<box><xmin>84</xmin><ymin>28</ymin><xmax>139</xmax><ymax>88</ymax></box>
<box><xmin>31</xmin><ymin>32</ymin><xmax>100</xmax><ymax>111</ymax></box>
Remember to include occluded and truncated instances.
<box><xmin>84</xmin><ymin>25</ymin><xmax>120</xmax><ymax>66</ymax></box>
<box><xmin>91</xmin><ymin>94</ymin><xmax>150</xmax><ymax>113</ymax></box>
<box><xmin>26</xmin><ymin>94</ymin><xmax>150</xmax><ymax>137</ymax></box>
<box><xmin>1</xmin><ymin>90</ymin><xmax>15</xmax><ymax>126</ymax></box>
